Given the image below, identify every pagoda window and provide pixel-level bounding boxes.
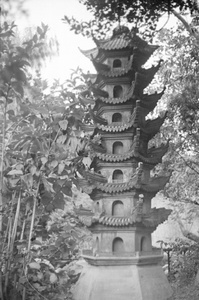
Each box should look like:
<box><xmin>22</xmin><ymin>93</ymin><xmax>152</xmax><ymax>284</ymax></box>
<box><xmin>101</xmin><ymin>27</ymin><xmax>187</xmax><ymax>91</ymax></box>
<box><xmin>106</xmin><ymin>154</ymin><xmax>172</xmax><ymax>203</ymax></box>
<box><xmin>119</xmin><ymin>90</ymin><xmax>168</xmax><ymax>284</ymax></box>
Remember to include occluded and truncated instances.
<box><xmin>112</xmin><ymin>237</ymin><xmax>124</xmax><ymax>253</ymax></box>
<box><xmin>96</xmin><ymin>202</ymin><xmax>100</xmax><ymax>212</ymax></box>
<box><xmin>112</xmin><ymin>112</ymin><xmax>122</xmax><ymax>123</ymax></box>
<box><xmin>112</xmin><ymin>201</ymin><xmax>124</xmax><ymax>216</ymax></box>
<box><xmin>140</xmin><ymin>237</ymin><xmax>148</xmax><ymax>251</ymax></box>
<box><xmin>112</xmin><ymin>169</ymin><xmax>123</xmax><ymax>183</ymax></box>
<box><xmin>113</xmin><ymin>59</ymin><xmax>122</xmax><ymax>68</ymax></box>
<box><xmin>96</xmin><ymin>237</ymin><xmax>99</xmax><ymax>252</ymax></box>
<box><xmin>113</xmin><ymin>85</ymin><xmax>123</xmax><ymax>98</ymax></box>
<box><xmin>113</xmin><ymin>141</ymin><xmax>123</xmax><ymax>154</ymax></box>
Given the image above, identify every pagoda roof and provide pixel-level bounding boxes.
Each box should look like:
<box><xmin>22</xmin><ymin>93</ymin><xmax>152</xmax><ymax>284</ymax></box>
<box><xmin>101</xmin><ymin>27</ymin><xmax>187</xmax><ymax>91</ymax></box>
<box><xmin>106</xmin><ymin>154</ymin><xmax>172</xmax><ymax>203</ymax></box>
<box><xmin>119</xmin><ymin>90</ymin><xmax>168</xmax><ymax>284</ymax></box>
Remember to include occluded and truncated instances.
<box><xmin>98</xmin><ymin>215</ymin><xmax>136</xmax><ymax>226</ymax></box>
<box><xmin>142</xmin><ymin>208</ymin><xmax>172</xmax><ymax>228</ymax></box>
<box><xmin>133</xmin><ymin>62</ymin><xmax>162</xmax><ymax>95</ymax></box>
<box><xmin>91</xmin><ymin>86</ymin><xmax>109</xmax><ymax>98</ymax></box>
<box><xmin>141</xmin><ymin>175</ymin><xmax>171</xmax><ymax>193</ymax></box>
<box><xmin>80</xmin><ymin>26</ymin><xmax>159</xmax><ymax>65</ymax></box>
<box><xmin>94</xmin><ymin>171</ymin><xmax>170</xmax><ymax>194</ymax></box>
<box><xmin>140</xmin><ymin>113</ymin><xmax>167</xmax><ymax>139</ymax></box>
<box><xmin>79</xmin><ymin>47</ymin><xmax>99</xmax><ymax>60</ymax></box>
<box><xmin>141</xmin><ymin>88</ymin><xmax>165</xmax><ymax>113</ymax></box>
<box><xmin>78</xmin><ymin>168</ymin><xmax>108</xmax><ymax>184</ymax></box>
<box><xmin>75</xmin><ymin>171</ymin><xmax>170</xmax><ymax>195</ymax></box>
<box><xmin>93</xmin><ymin>26</ymin><xmax>158</xmax><ymax>53</ymax></box>
<box><xmin>75</xmin><ymin>206</ymin><xmax>171</xmax><ymax>228</ymax></box>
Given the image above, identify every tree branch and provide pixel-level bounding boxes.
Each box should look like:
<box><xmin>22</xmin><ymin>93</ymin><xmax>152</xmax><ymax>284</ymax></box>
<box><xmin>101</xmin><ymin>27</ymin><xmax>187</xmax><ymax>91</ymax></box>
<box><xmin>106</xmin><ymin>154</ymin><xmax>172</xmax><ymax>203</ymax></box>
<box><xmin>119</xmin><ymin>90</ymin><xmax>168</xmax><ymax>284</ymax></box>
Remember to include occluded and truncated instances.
<box><xmin>172</xmin><ymin>9</ymin><xmax>193</xmax><ymax>34</ymax></box>
<box><xmin>172</xmin><ymin>9</ymin><xmax>199</xmax><ymax>42</ymax></box>
<box><xmin>178</xmin><ymin>217</ymin><xmax>199</xmax><ymax>243</ymax></box>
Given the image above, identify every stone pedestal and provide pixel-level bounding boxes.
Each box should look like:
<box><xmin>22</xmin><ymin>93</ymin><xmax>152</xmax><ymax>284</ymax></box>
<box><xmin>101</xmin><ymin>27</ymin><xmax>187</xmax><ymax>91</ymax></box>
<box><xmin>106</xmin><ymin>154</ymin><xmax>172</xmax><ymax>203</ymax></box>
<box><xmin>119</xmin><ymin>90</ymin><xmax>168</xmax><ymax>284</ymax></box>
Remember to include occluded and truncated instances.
<box><xmin>73</xmin><ymin>261</ymin><xmax>172</xmax><ymax>300</ymax></box>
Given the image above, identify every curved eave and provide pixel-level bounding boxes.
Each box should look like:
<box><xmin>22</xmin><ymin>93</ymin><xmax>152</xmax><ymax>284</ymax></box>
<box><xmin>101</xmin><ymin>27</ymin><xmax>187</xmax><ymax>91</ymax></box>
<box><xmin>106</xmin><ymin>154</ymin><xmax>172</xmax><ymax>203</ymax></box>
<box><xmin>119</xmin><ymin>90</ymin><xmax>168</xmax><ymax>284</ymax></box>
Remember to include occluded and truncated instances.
<box><xmin>80</xmin><ymin>123</ymin><xmax>95</xmax><ymax>133</ymax></box>
<box><xmin>79</xmin><ymin>47</ymin><xmax>99</xmax><ymax>60</ymax></box>
<box><xmin>95</xmin><ymin>180</ymin><xmax>141</xmax><ymax>193</ymax></box>
<box><xmin>94</xmin><ymin>149</ymin><xmax>135</xmax><ymax>162</ymax></box>
<box><xmin>142</xmin><ymin>208</ymin><xmax>172</xmax><ymax>228</ymax></box>
<box><xmin>91</xmin><ymin>87</ymin><xmax>109</xmax><ymax>98</ymax></box>
<box><xmin>135</xmin><ymin>63</ymin><xmax>161</xmax><ymax>91</ymax></box>
<box><xmin>99</xmin><ymin>215</ymin><xmax>136</xmax><ymax>226</ymax></box>
<box><xmin>141</xmin><ymin>175</ymin><xmax>170</xmax><ymax>192</ymax></box>
<box><xmin>92</xmin><ymin>59</ymin><xmax>111</xmax><ymax>72</ymax></box>
<box><xmin>97</xmin><ymin>121</ymin><xmax>134</xmax><ymax>132</ymax></box>
<box><xmin>137</xmin><ymin>46</ymin><xmax>159</xmax><ymax>65</ymax></box>
<box><xmin>141</xmin><ymin>88</ymin><xmax>165</xmax><ymax>112</ymax></box>
<box><xmin>97</xmin><ymin>67</ymin><xmax>133</xmax><ymax>78</ymax></box>
<box><xmin>141</xmin><ymin>114</ymin><xmax>167</xmax><ymax>138</ymax></box>
<box><xmin>73</xmin><ymin>178</ymin><xmax>94</xmax><ymax>194</ymax></box>
<box><xmin>96</xmin><ymin>35</ymin><xmax>130</xmax><ymax>50</ymax></box>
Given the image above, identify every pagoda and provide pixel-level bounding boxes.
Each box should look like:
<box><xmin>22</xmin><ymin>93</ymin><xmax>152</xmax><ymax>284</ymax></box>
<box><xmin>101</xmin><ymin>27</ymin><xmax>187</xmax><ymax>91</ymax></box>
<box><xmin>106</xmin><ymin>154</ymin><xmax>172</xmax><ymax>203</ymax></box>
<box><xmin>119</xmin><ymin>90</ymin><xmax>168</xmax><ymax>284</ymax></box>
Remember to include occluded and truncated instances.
<box><xmin>73</xmin><ymin>26</ymin><xmax>173</xmax><ymax>300</ymax></box>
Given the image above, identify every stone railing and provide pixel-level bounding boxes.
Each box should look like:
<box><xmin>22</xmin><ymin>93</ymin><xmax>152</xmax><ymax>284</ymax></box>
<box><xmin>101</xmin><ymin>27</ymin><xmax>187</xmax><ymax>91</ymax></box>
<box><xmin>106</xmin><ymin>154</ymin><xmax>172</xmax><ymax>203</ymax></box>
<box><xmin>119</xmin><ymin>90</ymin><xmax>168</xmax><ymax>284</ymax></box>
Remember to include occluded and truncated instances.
<box><xmin>82</xmin><ymin>249</ymin><xmax>162</xmax><ymax>257</ymax></box>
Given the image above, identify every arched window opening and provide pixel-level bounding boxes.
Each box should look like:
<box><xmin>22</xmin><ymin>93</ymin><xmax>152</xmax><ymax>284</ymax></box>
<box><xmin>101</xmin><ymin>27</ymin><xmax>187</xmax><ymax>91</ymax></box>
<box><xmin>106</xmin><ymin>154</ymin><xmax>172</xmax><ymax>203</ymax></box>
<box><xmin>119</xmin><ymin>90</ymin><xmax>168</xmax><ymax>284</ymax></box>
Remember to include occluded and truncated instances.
<box><xmin>112</xmin><ymin>169</ymin><xmax>123</xmax><ymax>183</ymax></box>
<box><xmin>140</xmin><ymin>237</ymin><xmax>148</xmax><ymax>252</ymax></box>
<box><xmin>113</xmin><ymin>85</ymin><xmax>123</xmax><ymax>98</ymax></box>
<box><xmin>113</xmin><ymin>59</ymin><xmax>122</xmax><ymax>68</ymax></box>
<box><xmin>112</xmin><ymin>237</ymin><xmax>124</xmax><ymax>253</ymax></box>
<box><xmin>113</xmin><ymin>141</ymin><xmax>123</xmax><ymax>154</ymax></box>
<box><xmin>112</xmin><ymin>113</ymin><xmax>122</xmax><ymax>123</ymax></box>
<box><xmin>112</xmin><ymin>201</ymin><xmax>124</xmax><ymax>216</ymax></box>
<box><xmin>96</xmin><ymin>202</ymin><xmax>100</xmax><ymax>212</ymax></box>
<box><xmin>96</xmin><ymin>237</ymin><xmax>99</xmax><ymax>252</ymax></box>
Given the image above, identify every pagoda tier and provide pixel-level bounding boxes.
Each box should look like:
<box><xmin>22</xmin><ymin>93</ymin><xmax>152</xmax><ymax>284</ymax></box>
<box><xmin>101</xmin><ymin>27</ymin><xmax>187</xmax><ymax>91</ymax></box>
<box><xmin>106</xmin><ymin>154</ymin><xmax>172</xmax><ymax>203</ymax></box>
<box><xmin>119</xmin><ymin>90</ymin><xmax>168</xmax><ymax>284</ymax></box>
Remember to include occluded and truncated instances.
<box><xmin>74</xmin><ymin>26</ymin><xmax>172</xmax><ymax>300</ymax></box>
<box><xmin>76</xmin><ymin>207</ymin><xmax>171</xmax><ymax>229</ymax></box>
<box><xmin>93</xmin><ymin>88</ymin><xmax>165</xmax><ymax>116</ymax></box>
<box><xmin>94</xmin><ymin>104</ymin><xmax>167</xmax><ymax>134</ymax></box>
<box><xmin>75</xmin><ymin>169</ymin><xmax>170</xmax><ymax>195</ymax></box>
<box><xmin>91</xmin><ymin>140</ymin><xmax>169</xmax><ymax>165</ymax></box>
<box><xmin>91</xmin><ymin>63</ymin><xmax>162</xmax><ymax>95</ymax></box>
<box><xmin>91</xmin><ymin>56</ymin><xmax>162</xmax><ymax>80</ymax></box>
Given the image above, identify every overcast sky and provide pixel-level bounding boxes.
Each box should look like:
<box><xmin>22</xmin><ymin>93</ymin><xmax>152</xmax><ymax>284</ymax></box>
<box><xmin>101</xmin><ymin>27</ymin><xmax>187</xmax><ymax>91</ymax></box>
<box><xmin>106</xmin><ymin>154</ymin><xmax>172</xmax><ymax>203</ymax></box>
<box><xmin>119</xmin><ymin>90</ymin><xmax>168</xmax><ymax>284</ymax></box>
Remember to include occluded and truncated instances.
<box><xmin>16</xmin><ymin>0</ymin><xmax>95</xmax><ymax>83</ymax></box>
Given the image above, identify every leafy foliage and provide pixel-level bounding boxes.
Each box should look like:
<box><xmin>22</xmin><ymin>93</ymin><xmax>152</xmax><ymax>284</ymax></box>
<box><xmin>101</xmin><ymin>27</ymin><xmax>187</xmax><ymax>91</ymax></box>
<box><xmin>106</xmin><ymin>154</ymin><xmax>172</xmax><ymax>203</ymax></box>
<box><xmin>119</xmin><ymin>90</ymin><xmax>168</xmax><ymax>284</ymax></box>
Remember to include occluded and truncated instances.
<box><xmin>63</xmin><ymin>0</ymin><xmax>199</xmax><ymax>38</ymax></box>
<box><xmin>164</xmin><ymin>239</ymin><xmax>199</xmax><ymax>284</ymax></box>
<box><xmin>0</xmin><ymin>18</ymin><xmax>93</xmax><ymax>300</ymax></box>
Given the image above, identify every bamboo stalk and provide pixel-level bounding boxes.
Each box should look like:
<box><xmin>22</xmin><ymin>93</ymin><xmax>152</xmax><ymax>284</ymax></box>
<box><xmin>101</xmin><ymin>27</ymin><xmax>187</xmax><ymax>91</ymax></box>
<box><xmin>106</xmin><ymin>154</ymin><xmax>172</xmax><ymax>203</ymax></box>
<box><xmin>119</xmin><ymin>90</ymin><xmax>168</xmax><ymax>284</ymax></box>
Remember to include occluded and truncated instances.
<box><xmin>22</xmin><ymin>180</ymin><xmax>40</xmax><ymax>300</ymax></box>
<box><xmin>4</xmin><ymin>190</ymin><xmax>21</xmax><ymax>295</ymax></box>
<box><xmin>0</xmin><ymin>94</ymin><xmax>8</xmax><ymax>233</ymax></box>
<box><xmin>0</xmin><ymin>270</ymin><xmax>4</xmax><ymax>300</ymax></box>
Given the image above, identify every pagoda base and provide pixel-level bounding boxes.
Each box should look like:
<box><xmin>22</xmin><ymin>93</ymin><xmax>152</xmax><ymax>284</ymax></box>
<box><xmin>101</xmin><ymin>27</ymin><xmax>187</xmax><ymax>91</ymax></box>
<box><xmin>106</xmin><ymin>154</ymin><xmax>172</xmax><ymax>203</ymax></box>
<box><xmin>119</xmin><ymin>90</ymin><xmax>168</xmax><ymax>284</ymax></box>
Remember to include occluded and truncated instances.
<box><xmin>73</xmin><ymin>261</ymin><xmax>172</xmax><ymax>300</ymax></box>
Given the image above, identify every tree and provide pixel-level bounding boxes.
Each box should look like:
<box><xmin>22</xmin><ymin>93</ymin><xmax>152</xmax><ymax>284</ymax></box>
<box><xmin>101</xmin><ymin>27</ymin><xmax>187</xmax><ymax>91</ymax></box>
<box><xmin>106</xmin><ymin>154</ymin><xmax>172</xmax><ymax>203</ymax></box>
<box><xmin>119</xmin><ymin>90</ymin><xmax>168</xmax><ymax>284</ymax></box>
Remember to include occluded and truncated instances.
<box><xmin>0</xmin><ymin>16</ymin><xmax>93</xmax><ymax>300</ymax></box>
<box><xmin>145</xmin><ymin>20</ymin><xmax>199</xmax><ymax>245</ymax></box>
<box><xmin>63</xmin><ymin>0</ymin><xmax>199</xmax><ymax>38</ymax></box>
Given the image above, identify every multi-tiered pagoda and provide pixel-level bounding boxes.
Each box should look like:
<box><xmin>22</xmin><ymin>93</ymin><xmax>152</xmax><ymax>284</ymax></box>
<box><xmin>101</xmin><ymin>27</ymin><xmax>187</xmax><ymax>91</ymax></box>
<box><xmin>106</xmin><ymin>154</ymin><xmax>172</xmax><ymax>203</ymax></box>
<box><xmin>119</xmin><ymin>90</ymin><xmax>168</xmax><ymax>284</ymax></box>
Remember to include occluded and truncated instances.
<box><xmin>73</xmin><ymin>26</ymin><xmax>172</xmax><ymax>300</ymax></box>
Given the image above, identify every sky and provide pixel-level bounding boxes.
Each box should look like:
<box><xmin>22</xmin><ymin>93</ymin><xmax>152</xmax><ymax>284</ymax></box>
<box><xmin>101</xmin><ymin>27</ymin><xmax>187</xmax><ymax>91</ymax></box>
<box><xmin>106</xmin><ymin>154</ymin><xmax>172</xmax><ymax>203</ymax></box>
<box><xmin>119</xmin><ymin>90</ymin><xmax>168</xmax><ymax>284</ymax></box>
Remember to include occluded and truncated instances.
<box><xmin>16</xmin><ymin>0</ymin><xmax>96</xmax><ymax>83</ymax></box>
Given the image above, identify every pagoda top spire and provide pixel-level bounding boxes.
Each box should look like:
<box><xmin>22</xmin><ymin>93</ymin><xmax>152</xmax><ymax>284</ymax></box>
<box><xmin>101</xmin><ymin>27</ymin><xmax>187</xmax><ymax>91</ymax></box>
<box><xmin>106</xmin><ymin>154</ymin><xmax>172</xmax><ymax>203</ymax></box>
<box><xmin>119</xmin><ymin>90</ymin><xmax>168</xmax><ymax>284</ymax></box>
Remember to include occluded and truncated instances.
<box><xmin>112</xmin><ymin>25</ymin><xmax>130</xmax><ymax>37</ymax></box>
